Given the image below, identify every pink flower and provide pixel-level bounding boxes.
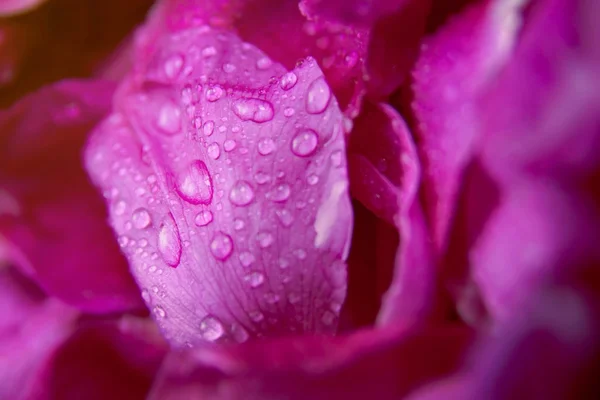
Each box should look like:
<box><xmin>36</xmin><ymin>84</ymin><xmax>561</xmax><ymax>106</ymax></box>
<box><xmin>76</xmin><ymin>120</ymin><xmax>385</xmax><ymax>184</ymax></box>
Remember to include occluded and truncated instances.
<box><xmin>1</xmin><ymin>0</ymin><xmax>599</xmax><ymax>398</ymax></box>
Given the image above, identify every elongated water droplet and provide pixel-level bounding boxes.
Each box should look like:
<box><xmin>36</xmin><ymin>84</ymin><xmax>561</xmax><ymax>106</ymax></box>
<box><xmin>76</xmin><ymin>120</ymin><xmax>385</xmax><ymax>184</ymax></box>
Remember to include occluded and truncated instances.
<box><xmin>223</xmin><ymin>139</ymin><xmax>237</xmax><ymax>152</ymax></box>
<box><xmin>156</xmin><ymin>101</ymin><xmax>182</xmax><ymax>135</ymax></box>
<box><xmin>153</xmin><ymin>305</ymin><xmax>166</xmax><ymax>319</ymax></box>
<box><xmin>257</xmin><ymin>231</ymin><xmax>274</xmax><ymax>248</ymax></box>
<box><xmin>164</xmin><ymin>53</ymin><xmax>184</xmax><ymax>80</ymax></box>
<box><xmin>203</xmin><ymin>120</ymin><xmax>215</xmax><ymax>136</ymax></box>
<box><xmin>113</xmin><ymin>200</ymin><xmax>127</xmax><ymax>216</ymax></box>
<box><xmin>269</xmin><ymin>183</ymin><xmax>291</xmax><ymax>202</ymax></box>
<box><xmin>306</xmin><ymin>76</ymin><xmax>331</xmax><ymax>114</ymax></box>
<box><xmin>229</xmin><ymin>181</ymin><xmax>255</xmax><ymax>206</ymax></box>
<box><xmin>245</xmin><ymin>271</ymin><xmax>265</xmax><ymax>288</ymax></box>
<box><xmin>231</xmin><ymin>99</ymin><xmax>274</xmax><ymax>123</ymax></box>
<box><xmin>275</xmin><ymin>209</ymin><xmax>294</xmax><ymax>227</ymax></box>
<box><xmin>210</xmin><ymin>232</ymin><xmax>233</xmax><ymax>260</ymax></box>
<box><xmin>132</xmin><ymin>208</ymin><xmax>152</xmax><ymax>229</ymax></box>
<box><xmin>199</xmin><ymin>316</ymin><xmax>225</xmax><ymax>341</ymax></box>
<box><xmin>194</xmin><ymin>210</ymin><xmax>213</xmax><ymax>226</ymax></box>
<box><xmin>231</xmin><ymin>324</ymin><xmax>249</xmax><ymax>343</ymax></box>
<box><xmin>254</xmin><ymin>171</ymin><xmax>272</xmax><ymax>185</ymax></box>
<box><xmin>280</xmin><ymin>71</ymin><xmax>298</xmax><ymax>90</ymax></box>
<box><xmin>291</xmin><ymin>129</ymin><xmax>319</xmax><ymax>157</ymax></box>
<box><xmin>176</xmin><ymin>160</ymin><xmax>213</xmax><ymax>205</ymax></box>
<box><xmin>158</xmin><ymin>213</ymin><xmax>182</xmax><ymax>267</ymax></box>
<box><xmin>207</xmin><ymin>142</ymin><xmax>221</xmax><ymax>159</ymax></box>
<box><xmin>205</xmin><ymin>85</ymin><xmax>224</xmax><ymax>102</ymax></box>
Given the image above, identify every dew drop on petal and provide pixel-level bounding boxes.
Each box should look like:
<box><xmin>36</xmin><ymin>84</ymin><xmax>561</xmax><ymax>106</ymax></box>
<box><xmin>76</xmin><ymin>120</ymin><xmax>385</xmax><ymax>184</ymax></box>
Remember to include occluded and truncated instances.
<box><xmin>305</xmin><ymin>76</ymin><xmax>331</xmax><ymax>114</ymax></box>
<box><xmin>153</xmin><ymin>305</ymin><xmax>166</xmax><ymax>319</ymax></box>
<box><xmin>269</xmin><ymin>183</ymin><xmax>291</xmax><ymax>202</ymax></box>
<box><xmin>307</xmin><ymin>174</ymin><xmax>319</xmax><ymax>185</ymax></box>
<box><xmin>229</xmin><ymin>181</ymin><xmax>255</xmax><ymax>206</ymax></box>
<box><xmin>164</xmin><ymin>53</ymin><xmax>184</xmax><ymax>80</ymax></box>
<box><xmin>158</xmin><ymin>214</ymin><xmax>182</xmax><ymax>267</ymax></box>
<box><xmin>203</xmin><ymin>120</ymin><xmax>215</xmax><ymax>136</ymax></box>
<box><xmin>231</xmin><ymin>99</ymin><xmax>274</xmax><ymax>123</ymax></box>
<box><xmin>156</xmin><ymin>101</ymin><xmax>182</xmax><ymax>135</ymax></box>
<box><xmin>239</xmin><ymin>251</ymin><xmax>256</xmax><ymax>267</ymax></box>
<box><xmin>283</xmin><ymin>107</ymin><xmax>295</xmax><ymax>117</ymax></box>
<box><xmin>231</xmin><ymin>324</ymin><xmax>249</xmax><ymax>343</ymax></box>
<box><xmin>291</xmin><ymin>129</ymin><xmax>319</xmax><ymax>157</ymax></box>
<box><xmin>275</xmin><ymin>209</ymin><xmax>294</xmax><ymax>227</ymax></box>
<box><xmin>207</xmin><ymin>142</ymin><xmax>221</xmax><ymax>160</ymax></box>
<box><xmin>257</xmin><ymin>231</ymin><xmax>274</xmax><ymax>248</ymax></box>
<box><xmin>256</xmin><ymin>57</ymin><xmax>272</xmax><ymax>70</ymax></box>
<box><xmin>280</xmin><ymin>71</ymin><xmax>298</xmax><ymax>90</ymax></box>
<box><xmin>223</xmin><ymin>139</ymin><xmax>237</xmax><ymax>152</ymax></box>
<box><xmin>194</xmin><ymin>210</ymin><xmax>213</xmax><ymax>227</ymax></box>
<box><xmin>199</xmin><ymin>316</ymin><xmax>225</xmax><ymax>341</ymax></box>
<box><xmin>254</xmin><ymin>171</ymin><xmax>272</xmax><ymax>185</ymax></box>
<box><xmin>132</xmin><ymin>207</ymin><xmax>152</xmax><ymax>229</ymax></box>
<box><xmin>330</xmin><ymin>150</ymin><xmax>343</xmax><ymax>167</ymax></box>
<box><xmin>210</xmin><ymin>232</ymin><xmax>233</xmax><ymax>260</ymax></box>
<box><xmin>176</xmin><ymin>160</ymin><xmax>213</xmax><ymax>205</ymax></box>
<box><xmin>113</xmin><ymin>200</ymin><xmax>127</xmax><ymax>216</ymax></box>
<box><xmin>245</xmin><ymin>271</ymin><xmax>265</xmax><ymax>288</ymax></box>
<box><xmin>321</xmin><ymin>310</ymin><xmax>335</xmax><ymax>326</ymax></box>
<box><xmin>257</xmin><ymin>137</ymin><xmax>276</xmax><ymax>155</ymax></box>
<box><xmin>205</xmin><ymin>85</ymin><xmax>225</xmax><ymax>102</ymax></box>
<box><xmin>234</xmin><ymin>218</ymin><xmax>245</xmax><ymax>230</ymax></box>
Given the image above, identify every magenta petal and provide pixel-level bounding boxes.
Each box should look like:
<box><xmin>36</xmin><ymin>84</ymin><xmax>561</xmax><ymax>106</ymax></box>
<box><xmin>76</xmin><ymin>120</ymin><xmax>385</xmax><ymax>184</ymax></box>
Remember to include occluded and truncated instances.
<box><xmin>299</xmin><ymin>0</ymin><xmax>410</xmax><ymax>27</ymax></box>
<box><xmin>479</xmin><ymin>0</ymin><xmax>600</xmax><ymax>183</ymax></box>
<box><xmin>148</xmin><ymin>325</ymin><xmax>472</xmax><ymax>400</ymax></box>
<box><xmin>411</xmin><ymin>0</ymin><xmax>525</xmax><ymax>253</ymax></box>
<box><xmin>0</xmin><ymin>80</ymin><xmax>144</xmax><ymax>314</ymax></box>
<box><xmin>0</xmin><ymin>267</ymin><xmax>77</xmax><ymax>399</ymax></box>
<box><xmin>85</xmin><ymin>28</ymin><xmax>353</xmax><ymax>345</ymax></box>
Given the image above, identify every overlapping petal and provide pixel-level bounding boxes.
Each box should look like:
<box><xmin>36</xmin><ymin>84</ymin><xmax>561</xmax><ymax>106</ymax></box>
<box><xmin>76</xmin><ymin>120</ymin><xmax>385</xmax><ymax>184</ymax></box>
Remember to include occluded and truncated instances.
<box><xmin>148</xmin><ymin>324</ymin><xmax>472</xmax><ymax>400</ymax></box>
<box><xmin>0</xmin><ymin>80</ymin><xmax>144</xmax><ymax>313</ymax></box>
<box><xmin>85</xmin><ymin>26</ymin><xmax>353</xmax><ymax>345</ymax></box>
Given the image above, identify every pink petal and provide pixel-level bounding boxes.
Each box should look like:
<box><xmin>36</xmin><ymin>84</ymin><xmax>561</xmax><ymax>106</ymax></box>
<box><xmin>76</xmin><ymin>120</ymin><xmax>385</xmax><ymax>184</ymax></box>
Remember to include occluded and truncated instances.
<box><xmin>0</xmin><ymin>0</ymin><xmax>47</xmax><ymax>16</ymax></box>
<box><xmin>0</xmin><ymin>267</ymin><xmax>77</xmax><ymax>399</ymax></box>
<box><xmin>85</xmin><ymin>28</ymin><xmax>353</xmax><ymax>345</ymax></box>
<box><xmin>299</xmin><ymin>0</ymin><xmax>411</xmax><ymax>27</ymax></box>
<box><xmin>479</xmin><ymin>0</ymin><xmax>600</xmax><ymax>183</ymax></box>
<box><xmin>411</xmin><ymin>0</ymin><xmax>526</xmax><ymax>254</ymax></box>
<box><xmin>30</xmin><ymin>316</ymin><xmax>167</xmax><ymax>400</ymax></box>
<box><xmin>0</xmin><ymin>80</ymin><xmax>144</xmax><ymax>314</ymax></box>
<box><xmin>148</xmin><ymin>324</ymin><xmax>472</xmax><ymax>400</ymax></box>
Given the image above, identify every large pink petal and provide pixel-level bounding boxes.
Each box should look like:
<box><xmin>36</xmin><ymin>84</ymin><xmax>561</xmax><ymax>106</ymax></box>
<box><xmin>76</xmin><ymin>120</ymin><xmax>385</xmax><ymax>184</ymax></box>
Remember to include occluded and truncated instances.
<box><xmin>479</xmin><ymin>0</ymin><xmax>600</xmax><ymax>184</ymax></box>
<box><xmin>85</xmin><ymin>27</ymin><xmax>353</xmax><ymax>345</ymax></box>
<box><xmin>0</xmin><ymin>80</ymin><xmax>144</xmax><ymax>314</ymax></box>
<box><xmin>411</xmin><ymin>0</ymin><xmax>526</xmax><ymax>254</ymax></box>
<box><xmin>148</xmin><ymin>324</ymin><xmax>472</xmax><ymax>400</ymax></box>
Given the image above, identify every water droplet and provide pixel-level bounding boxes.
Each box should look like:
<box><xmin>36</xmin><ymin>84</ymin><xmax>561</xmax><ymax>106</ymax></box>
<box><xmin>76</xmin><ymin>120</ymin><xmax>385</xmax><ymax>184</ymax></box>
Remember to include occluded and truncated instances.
<box><xmin>132</xmin><ymin>208</ymin><xmax>152</xmax><ymax>229</ymax></box>
<box><xmin>192</xmin><ymin>116</ymin><xmax>203</xmax><ymax>129</ymax></box>
<box><xmin>330</xmin><ymin>150</ymin><xmax>343</xmax><ymax>167</ymax></box>
<box><xmin>245</xmin><ymin>271</ymin><xmax>265</xmax><ymax>288</ymax></box>
<box><xmin>234</xmin><ymin>218</ymin><xmax>245</xmax><ymax>230</ymax></box>
<box><xmin>113</xmin><ymin>200</ymin><xmax>127</xmax><ymax>216</ymax></box>
<box><xmin>181</xmin><ymin>85</ymin><xmax>193</xmax><ymax>104</ymax></box>
<box><xmin>280</xmin><ymin>71</ymin><xmax>298</xmax><ymax>90</ymax></box>
<box><xmin>205</xmin><ymin>85</ymin><xmax>224</xmax><ymax>102</ymax></box>
<box><xmin>176</xmin><ymin>160</ymin><xmax>213</xmax><ymax>205</ymax></box>
<box><xmin>222</xmin><ymin>63</ymin><xmax>236</xmax><ymax>73</ymax></box>
<box><xmin>194</xmin><ymin>210</ymin><xmax>213</xmax><ymax>226</ymax></box>
<box><xmin>264</xmin><ymin>293</ymin><xmax>280</xmax><ymax>304</ymax></box>
<box><xmin>153</xmin><ymin>305</ymin><xmax>166</xmax><ymax>319</ymax></box>
<box><xmin>256</xmin><ymin>57</ymin><xmax>272</xmax><ymax>70</ymax></box>
<box><xmin>229</xmin><ymin>181</ymin><xmax>255</xmax><ymax>206</ymax></box>
<box><xmin>231</xmin><ymin>324</ymin><xmax>249</xmax><ymax>343</ymax></box>
<box><xmin>156</xmin><ymin>101</ymin><xmax>182</xmax><ymax>135</ymax></box>
<box><xmin>257</xmin><ymin>231</ymin><xmax>274</xmax><ymax>248</ymax></box>
<box><xmin>293</xmin><ymin>248</ymin><xmax>307</xmax><ymax>260</ymax></box>
<box><xmin>275</xmin><ymin>209</ymin><xmax>294</xmax><ymax>227</ymax></box>
<box><xmin>278</xmin><ymin>258</ymin><xmax>289</xmax><ymax>269</ymax></box>
<box><xmin>257</xmin><ymin>137</ymin><xmax>276</xmax><ymax>155</ymax></box>
<box><xmin>158</xmin><ymin>214</ymin><xmax>182</xmax><ymax>267</ymax></box>
<box><xmin>305</xmin><ymin>76</ymin><xmax>331</xmax><ymax>114</ymax></box>
<box><xmin>321</xmin><ymin>310</ymin><xmax>335</xmax><ymax>326</ymax></box>
<box><xmin>291</xmin><ymin>129</ymin><xmax>319</xmax><ymax>157</ymax></box>
<box><xmin>307</xmin><ymin>174</ymin><xmax>319</xmax><ymax>185</ymax></box>
<box><xmin>231</xmin><ymin>99</ymin><xmax>274</xmax><ymax>123</ymax></box>
<box><xmin>239</xmin><ymin>251</ymin><xmax>256</xmax><ymax>267</ymax></box>
<box><xmin>199</xmin><ymin>316</ymin><xmax>225</xmax><ymax>341</ymax></box>
<box><xmin>210</xmin><ymin>232</ymin><xmax>233</xmax><ymax>260</ymax></box>
<box><xmin>249</xmin><ymin>311</ymin><xmax>264</xmax><ymax>322</ymax></box>
<box><xmin>203</xmin><ymin>120</ymin><xmax>215</xmax><ymax>136</ymax></box>
<box><xmin>118</xmin><ymin>235</ymin><xmax>129</xmax><ymax>248</ymax></box>
<box><xmin>223</xmin><ymin>139</ymin><xmax>237</xmax><ymax>152</ymax></box>
<box><xmin>269</xmin><ymin>184</ymin><xmax>291</xmax><ymax>202</ymax></box>
<box><xmin>164</xmin><ymin>53</ymin><xmax>184</xmax><ymax>80</ymax></box>
<box><xmin>207</xmin><ymin>142</ymin><xmax>221</xmax><ymax>159</ymax></box>
<box><xmin>283</xmin><ymin>107</ymin><xmax>295</xmax><ymax>117</ymax></box>
<box><xmin>202</xmin><ymin>46</ymin><xmax>217</xmax><ymax>57</ymax></box>
<box><xmin>254</xmin><ymin>171</ymin><xmax>272</xmax><ymax>185</ymax></box>
<box><xmin>141</xmin><ymin>289</ymin><xmax>150</xmax><ymax>303</ymax></box>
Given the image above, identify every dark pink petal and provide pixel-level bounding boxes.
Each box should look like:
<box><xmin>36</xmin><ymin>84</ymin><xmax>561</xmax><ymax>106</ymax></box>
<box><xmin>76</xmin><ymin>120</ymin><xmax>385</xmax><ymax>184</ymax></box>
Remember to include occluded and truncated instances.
<box><xmin>85</xmin><ymin>28</ymin><xmax>353</xmax><ymax>345</ymax></box>
<box><xmin>0</xmin><ymin>267</ymin><xmax>77</xmax><ymax>399</ymax></box>
<box><xmin>0</xmin><ymin>80</ymin><xmax>144</xmax><ymax>313</ymax></box>
<box><xmin>29</xmin><ymin>316</ymin><xmax>167</xmax><ymax>400</ymax></box>
<box><xmin>148</xmin><ymin>324</ymin><xmax>472</xmax><ymax>400</ymax></box>
<box><xmin>479</xmin><ymin>0</ymin><xmax>600</xmax><ymax>184</ymax></box>
<box><xmin>411</xmin><ymin>0</ymin><xmax>526</xmax><ymax>254</ymax></box>
<box><xmin>348</xmin><ymin>101</ymin><xmax>437</xmax><ymax>324</ymax></box>
<box><xmin>299</xmin><ymin>0</ymin><xmax>410</xmax><ymax>27</ymax></box>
